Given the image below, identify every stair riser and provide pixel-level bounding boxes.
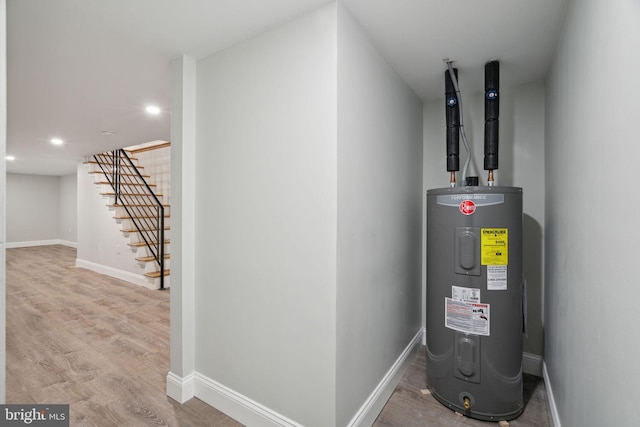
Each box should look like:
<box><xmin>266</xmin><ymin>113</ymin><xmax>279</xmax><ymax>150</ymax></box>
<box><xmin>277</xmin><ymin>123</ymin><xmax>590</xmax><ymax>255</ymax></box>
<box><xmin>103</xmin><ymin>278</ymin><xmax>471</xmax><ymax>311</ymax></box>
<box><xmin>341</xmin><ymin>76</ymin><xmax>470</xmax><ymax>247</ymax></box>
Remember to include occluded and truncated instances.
<box><xmin>121</xmin><ymin>227</ymin><xmax>171</xmax><ymax>236</ymax></box>
<box><xmin>123</xmin><ymin>231</ymin><xmax>171</xmax><ymax>242</ymax></box>
<box><xmin>103</xmin><ymin>195</ymin><xmax>165</xmax><ymax>205</ymax></box>
<box><xmin>141</xmin><ymin>260</ymin><xmax>171</xmax><ymax>273</ymax></box>
<box><xmin>114</xmin><ymin>221</ymin><xmax>171</xmax><ymax>232</ymax></box>
<box><xmin>131</xmin><ymin>244</ymin><xmax>170</xmax><ymax>256</ymax></box>
<box><xmin>110</xmin><ymin>205</ymin><xmax>170</xmax><ymax>218</ymax></box>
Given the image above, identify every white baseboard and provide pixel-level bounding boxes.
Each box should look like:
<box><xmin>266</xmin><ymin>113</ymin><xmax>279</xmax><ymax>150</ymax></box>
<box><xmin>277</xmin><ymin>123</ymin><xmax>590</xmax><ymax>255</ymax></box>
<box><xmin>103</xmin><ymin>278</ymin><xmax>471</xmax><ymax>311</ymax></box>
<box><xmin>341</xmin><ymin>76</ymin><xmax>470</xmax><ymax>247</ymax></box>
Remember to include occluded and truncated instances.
<box><xmin>166</xmin><ymin>371</ymin><xmax>195</xmax><ymax>404</ymax></box>
<box><xmin>347</xmin><ymin>327</ymin><xmax>424</xmax><ymax>427</ymax></box>
<box><xmin>58</xmin><ymin>240</ymin><xmax>78</xmax><ymax>248</ymax></box>
<box><xmin>75</xmin><ymin>258</ymin><xmax>156</xmax><ymax>290</ymax></box>
<box><xmin>6</xmin><ymin>239</ymin><xmax>77</xmax><ymax>248</ymax></box>
<box><xmin>172</xmin><ymin>328</ymin><xmax>547</xmax><ymax>427</ymax></box>
<box><xmin>193</xmin><ymin>372</ymin><xmax>303</xmax><ymax>427</ymax></box>
<box><xmin>166</xmin><ymin>329</ymin><xmax>423</xmax><ymax>427</ymax></box>
<box><xmin>522</xmin><ymin>352</ymin><xmax>543</xmax><ymax>377</ymax></box>
<box><xmin>543</xmin><ymin>361</ymin><xmax>561</xmax><ymax>427</ymax></box>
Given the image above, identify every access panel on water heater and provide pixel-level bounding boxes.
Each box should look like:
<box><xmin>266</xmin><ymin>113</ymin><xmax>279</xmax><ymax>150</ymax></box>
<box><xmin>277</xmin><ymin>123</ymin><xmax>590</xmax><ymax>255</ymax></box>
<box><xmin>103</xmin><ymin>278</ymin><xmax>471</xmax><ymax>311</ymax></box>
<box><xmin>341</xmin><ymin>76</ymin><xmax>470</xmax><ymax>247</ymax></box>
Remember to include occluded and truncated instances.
<box><xmin>454</xmin><ymin>227</ymin><xmax>480</xmax><ymax>276</ymax></box>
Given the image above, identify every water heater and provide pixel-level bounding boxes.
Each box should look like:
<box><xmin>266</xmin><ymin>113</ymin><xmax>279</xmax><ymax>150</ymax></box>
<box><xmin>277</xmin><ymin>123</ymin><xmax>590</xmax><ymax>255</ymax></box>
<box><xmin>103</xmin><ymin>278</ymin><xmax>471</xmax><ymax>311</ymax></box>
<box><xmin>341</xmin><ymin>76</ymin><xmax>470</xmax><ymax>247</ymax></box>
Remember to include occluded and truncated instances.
<box><xmin>426</xmin><ymin>186</ymin><xmax>523</xmax><ymax>420</ymax></box>
<box><xmin>425</xmin><ymin>60</ymin><xmax>524</xmax><ymax>421</ymax></box>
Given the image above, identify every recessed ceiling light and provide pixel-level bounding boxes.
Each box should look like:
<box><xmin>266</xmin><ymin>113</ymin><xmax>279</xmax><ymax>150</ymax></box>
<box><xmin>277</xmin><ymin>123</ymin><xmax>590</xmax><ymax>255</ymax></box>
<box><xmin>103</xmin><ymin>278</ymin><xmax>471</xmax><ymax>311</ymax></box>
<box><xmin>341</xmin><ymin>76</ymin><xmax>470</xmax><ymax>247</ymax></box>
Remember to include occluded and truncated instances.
<box><xmin>51</xmin><ymin>138</ymin><xmax>64</xmax><ymax>145</ymax></box>
<box><xmin>6</xmin><ymin>155</ymin><xmax>15</xmax><ymax>161</ymax></box>
<box><xmin>145</xmin><ymin>105</ymin><xmax>161</xmax><ymax>115</ymax></box>
<box><xmin>101</xmin><ymin>130</ymin><xmax>115</xmax><ymax>136</ymax></box>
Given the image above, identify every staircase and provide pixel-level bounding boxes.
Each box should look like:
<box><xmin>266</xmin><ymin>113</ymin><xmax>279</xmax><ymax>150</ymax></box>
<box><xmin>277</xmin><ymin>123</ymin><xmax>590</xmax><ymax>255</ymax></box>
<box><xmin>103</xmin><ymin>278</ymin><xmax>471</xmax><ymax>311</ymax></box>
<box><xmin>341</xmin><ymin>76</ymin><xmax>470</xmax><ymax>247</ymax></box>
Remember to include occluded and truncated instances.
<box><xmin>85</xmin><ymin>148</ymin><xmax>170</xmax><ymax>289</ymax></box>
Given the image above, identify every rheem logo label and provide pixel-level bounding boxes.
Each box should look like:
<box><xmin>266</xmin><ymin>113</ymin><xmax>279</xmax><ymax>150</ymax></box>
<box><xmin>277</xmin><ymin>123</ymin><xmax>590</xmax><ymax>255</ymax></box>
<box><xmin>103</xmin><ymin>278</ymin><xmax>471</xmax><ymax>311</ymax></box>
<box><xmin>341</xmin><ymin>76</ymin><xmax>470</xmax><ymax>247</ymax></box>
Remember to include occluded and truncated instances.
<box><xmin>459</xmin><ymin>200</ymin><xmax>476</xmax><ymax>215</ymax></box>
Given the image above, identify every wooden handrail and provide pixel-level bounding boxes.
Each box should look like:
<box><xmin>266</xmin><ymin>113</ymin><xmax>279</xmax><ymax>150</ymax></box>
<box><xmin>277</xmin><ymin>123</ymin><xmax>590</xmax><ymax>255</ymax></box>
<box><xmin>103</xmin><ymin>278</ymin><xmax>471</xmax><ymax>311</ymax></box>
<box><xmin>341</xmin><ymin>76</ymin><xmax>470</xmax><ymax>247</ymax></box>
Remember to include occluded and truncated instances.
<box><xmin>127</xmin><ymin>141</ymin><xmax>171</xmax><ymax>154</ymax></box>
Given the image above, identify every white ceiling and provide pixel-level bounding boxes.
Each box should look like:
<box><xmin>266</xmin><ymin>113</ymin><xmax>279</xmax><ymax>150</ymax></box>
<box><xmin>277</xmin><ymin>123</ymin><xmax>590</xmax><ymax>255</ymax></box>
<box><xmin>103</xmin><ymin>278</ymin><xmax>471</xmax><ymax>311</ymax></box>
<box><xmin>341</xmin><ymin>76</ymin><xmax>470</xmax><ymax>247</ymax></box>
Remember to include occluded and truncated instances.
<box><xmin>6</xmin><ymin>0</ymin><xmax>567</xmax><ymax>176</ymax></box>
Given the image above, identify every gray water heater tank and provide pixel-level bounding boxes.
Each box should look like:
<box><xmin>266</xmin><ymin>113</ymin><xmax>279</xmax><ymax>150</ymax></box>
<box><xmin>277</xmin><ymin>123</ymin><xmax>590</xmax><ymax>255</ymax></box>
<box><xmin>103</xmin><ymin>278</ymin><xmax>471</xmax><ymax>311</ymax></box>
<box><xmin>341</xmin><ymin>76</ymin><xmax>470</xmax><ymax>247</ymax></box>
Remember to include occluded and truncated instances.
<box><xmin>426</xmin><ymin>185</ymin><xmax>523</xmax><ymax>421</ymax></box>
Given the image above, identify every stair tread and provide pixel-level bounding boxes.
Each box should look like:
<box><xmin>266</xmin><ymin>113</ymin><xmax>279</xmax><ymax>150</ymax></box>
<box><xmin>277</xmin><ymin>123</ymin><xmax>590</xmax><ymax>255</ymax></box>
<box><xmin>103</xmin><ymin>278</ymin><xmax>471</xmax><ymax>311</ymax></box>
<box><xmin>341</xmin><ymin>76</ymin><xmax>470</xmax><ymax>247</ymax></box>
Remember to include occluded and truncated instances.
<box><xmin>90</xmin><ymin>171</ymin><xmax>151</xmax><ymax>178</ymax></box>
<box><xmin>122</xmin><ymin>226</ymin><xmax>170</xmax><ymax>233</ymax></box>
<box><xmin>101</xmin><ymin>192</ymin><xmax>164</xmax><ymax>197</ymax></box>
<box><xmin>145</xmin><ymin>269</ymin><xmax>170</xmax><ymax>278</ymax></box>
<box><xmin>107</xmin><ymin>203</ymin><xmax>171</xmax><ymax>208</ymax></box>
<box><xmin>136</xmin><ymin>254</ymin><xmax>170</xmax><ymax>262</ymax></box>
<box><xmin>96</xmin><ymin>181</ymin><xmax>156</xmax><ymax>187</ymax></box>
<box><xmin>114</xmin><ymin>215</ymin><xmax>170</xmax><ymax>219</ymax></box>
<box><xmin>128</xmin><ymin>240</ymin><xmax>170</xmax><ymax>247</ymax></box>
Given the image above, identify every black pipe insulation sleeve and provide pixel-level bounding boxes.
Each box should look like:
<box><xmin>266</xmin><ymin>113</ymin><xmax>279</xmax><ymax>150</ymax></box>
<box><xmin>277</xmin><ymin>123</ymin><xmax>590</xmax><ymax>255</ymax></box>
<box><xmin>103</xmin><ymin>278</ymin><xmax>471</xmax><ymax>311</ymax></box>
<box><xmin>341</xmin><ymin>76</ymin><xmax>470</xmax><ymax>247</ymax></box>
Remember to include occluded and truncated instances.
<box><xmin>484</xmin><ymin>121</ymin><xmax>499</xmax><ymax>170</ymax></box>
<box><xmin>484</xmin><ymin>61</ymin><xmax>499</xmax><ymax>171</ymax></box>
<box><xmin>446</xmin><ymin>104</ymin><xmax>460</xmax><ymax>171</ymax></box>
<box><xmin>445</xmin><ymin>68</ymin><xmax>460</xmax><ymax>172</ymax></box>
<box><xmin>445</xmin><ymin>67</ymin><xmax>457</xmax><ymax>94</ymax></box>
<box><xmin>447</xmin><ymin>128</ymin><xmax>459</xmax><ymax>171</ymax></box>
<box><xmin>484</xmin><ymin>61</ymin><xmax>500</xmax><ymax>117</ymax></box>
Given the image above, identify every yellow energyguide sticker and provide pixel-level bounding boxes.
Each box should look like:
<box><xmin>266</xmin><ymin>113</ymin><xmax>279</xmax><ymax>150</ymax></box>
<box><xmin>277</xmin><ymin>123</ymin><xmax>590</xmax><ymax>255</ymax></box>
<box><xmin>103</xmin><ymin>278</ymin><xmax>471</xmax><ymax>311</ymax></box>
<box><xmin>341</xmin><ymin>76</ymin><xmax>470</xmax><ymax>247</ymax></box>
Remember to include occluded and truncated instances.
<box><xmin>481</xmin><ymin>228</ymin><xmax>508</xmax><ymax>265</ymax></box>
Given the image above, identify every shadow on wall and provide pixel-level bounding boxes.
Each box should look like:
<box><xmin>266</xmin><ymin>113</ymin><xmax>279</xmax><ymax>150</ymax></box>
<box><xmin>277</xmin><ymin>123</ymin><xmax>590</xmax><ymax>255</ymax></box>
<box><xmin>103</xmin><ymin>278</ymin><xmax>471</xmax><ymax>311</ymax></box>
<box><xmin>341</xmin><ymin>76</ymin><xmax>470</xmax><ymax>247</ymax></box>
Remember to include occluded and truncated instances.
<box><xmin>523</xmin><ymin>213</ymin><xmax>543</xmax><ymax>356</ymax></box>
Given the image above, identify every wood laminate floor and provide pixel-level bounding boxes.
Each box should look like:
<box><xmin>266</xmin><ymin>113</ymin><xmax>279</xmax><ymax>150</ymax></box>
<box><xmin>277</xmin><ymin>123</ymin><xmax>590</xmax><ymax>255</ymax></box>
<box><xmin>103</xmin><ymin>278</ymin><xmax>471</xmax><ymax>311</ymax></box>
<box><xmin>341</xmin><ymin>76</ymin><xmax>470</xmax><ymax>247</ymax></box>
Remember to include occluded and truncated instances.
<box><xmin>6</xmin><ymin>245</ymin><xmax>551</xmax><ymax>426</ymax></box>
<box><xmin>6</xmin><ymin>245</ymin><xmax>241</xmax><ymax>426</ymax></box>
<box><xmin>372</xmin><ymin>350</ymin><xmax>552</xmax><ymax>427</ymax></box>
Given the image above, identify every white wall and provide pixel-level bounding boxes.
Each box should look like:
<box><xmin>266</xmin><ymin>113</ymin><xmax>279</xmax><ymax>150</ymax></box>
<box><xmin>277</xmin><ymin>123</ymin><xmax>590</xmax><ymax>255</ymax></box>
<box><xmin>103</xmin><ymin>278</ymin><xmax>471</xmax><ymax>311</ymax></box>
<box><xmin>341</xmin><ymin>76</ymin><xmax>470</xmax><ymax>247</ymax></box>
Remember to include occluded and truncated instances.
<box><xmin>544</xmin><ymin>0</ymin><xmax>640</xmax><ymax>425</ymax></box>
<box><xmin>188</xmin><ymin>5</ymin><xmax>424</xmax><ymax>425</ymax></box>
<box><xmin>194</xmin><ymin>4</ymin><xmax>338</xmax><ymax>426</ymax></box>
<box><xmin>6</xmin><ymin>174</ymin><xmax>61</xmax><ymax>244</ymax></box>
<box><xmin>6</xmin><ymin>173</ymin><xmax>77</xmax><ymax>247</ymax></box>
<box><xmin>0</xmin><ymin>0</ymin><xmax>7</xmax><ymax>402</ymax></box>
<box><xmin>76</xmin><ymin>163</ymin><xmax>148</xmax><ymax>284</ymax></box>
<box><xmin>58</xmin><ymin>173</ymin><xmax>77</xmax><ymax>244</ymax></box>
<box><xmin>336</xmin><ymin>4</ymin><xmax>423</xmax><ymax>426</ymax></box>
<box><xmin>167</xmin><ymin>55</ymin><xmax>197</xmax><ymax>401</ymax></box>
<box><xmin>423</xmin><ymin>81</ymin><xmax>546</xmax><ymax>358</ymax></box>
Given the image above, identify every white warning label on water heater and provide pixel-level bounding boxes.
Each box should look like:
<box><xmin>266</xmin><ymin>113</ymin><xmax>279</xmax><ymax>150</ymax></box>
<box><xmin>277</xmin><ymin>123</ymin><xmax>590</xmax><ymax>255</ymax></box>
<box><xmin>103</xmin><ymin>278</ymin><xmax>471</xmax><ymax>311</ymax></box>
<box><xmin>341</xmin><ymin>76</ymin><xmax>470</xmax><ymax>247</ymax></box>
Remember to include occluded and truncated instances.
<box><xmin>451</xmin><ymin>285</ymin><xmax>480</xmax><ymax>303</ymax></box>
<box><xmin>445</xmin><ymin>298</ymin><xmax>490</xmax><ymax>336</ymax></box>
<box><xmin>487</xmin><ymin>265</ymin><xmax>508</xmax><ymax>290</ymax></box>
